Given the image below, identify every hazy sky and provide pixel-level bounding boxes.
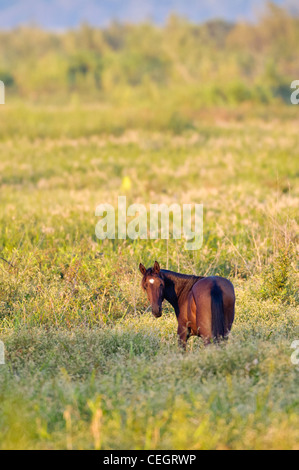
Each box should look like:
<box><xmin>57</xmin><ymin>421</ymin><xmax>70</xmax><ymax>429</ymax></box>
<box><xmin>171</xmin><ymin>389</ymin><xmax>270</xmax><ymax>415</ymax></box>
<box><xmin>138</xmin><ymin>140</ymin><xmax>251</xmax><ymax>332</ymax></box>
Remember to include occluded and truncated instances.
<box><xmin>0</xmin><ymin>0</ymin><xmax>293</xmax><ymax>29</ymax></box>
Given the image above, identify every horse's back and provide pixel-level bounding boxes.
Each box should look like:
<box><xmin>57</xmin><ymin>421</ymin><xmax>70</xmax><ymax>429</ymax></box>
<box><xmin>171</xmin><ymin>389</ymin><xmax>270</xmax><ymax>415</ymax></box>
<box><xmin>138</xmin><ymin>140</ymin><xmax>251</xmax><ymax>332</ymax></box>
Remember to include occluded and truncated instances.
<box><xmin>192</xmin><ymin>276</ymin><xmax>234</xmax><ymax>299</ymax></box>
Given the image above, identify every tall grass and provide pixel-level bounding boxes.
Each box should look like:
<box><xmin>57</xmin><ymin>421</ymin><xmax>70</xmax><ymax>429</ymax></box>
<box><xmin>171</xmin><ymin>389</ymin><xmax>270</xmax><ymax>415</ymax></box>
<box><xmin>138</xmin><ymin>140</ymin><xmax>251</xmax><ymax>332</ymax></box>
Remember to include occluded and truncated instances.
<box><xmin>0</xmin><ymin>103</ymin><xmax>298</xmax><ymax>449</ymax></box>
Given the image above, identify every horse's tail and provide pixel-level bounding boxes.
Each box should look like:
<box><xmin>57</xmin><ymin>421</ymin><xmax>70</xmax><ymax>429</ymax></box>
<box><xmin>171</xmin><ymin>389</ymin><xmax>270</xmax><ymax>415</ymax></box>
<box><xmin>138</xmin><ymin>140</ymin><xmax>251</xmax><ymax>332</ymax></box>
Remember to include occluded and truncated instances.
<box><xmin>211</xmin><ymin>282</ymin><xmax>225</xmax><ymax>339</ymax></box>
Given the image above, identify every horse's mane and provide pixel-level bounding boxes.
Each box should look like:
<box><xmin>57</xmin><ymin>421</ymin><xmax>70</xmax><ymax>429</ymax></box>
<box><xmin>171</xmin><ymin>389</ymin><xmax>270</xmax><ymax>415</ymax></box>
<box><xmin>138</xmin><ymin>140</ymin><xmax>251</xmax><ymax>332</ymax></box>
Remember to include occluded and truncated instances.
<box><xmin>161</xmin><ymin>269</ymin><xmax>204</xmax><ymax>293</ymax></box>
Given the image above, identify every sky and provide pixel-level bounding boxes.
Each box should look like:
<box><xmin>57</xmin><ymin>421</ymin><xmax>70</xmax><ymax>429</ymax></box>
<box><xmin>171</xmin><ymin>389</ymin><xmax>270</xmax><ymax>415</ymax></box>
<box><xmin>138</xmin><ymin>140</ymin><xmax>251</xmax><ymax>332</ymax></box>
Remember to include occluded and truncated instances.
<box><xmin>0</xmin><ymin>0</ymin><xmax>295</xmax><ymax>30</ymax></box>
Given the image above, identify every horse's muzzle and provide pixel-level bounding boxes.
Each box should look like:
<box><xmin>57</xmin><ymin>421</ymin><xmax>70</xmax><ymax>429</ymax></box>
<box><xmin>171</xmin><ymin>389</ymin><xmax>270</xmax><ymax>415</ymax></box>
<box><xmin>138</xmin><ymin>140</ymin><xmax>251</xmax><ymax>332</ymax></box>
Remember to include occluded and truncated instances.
<box><xmin>152</xmin><ymin>308</ymin><xmax>162</xmax><ymax>318</ymax></box>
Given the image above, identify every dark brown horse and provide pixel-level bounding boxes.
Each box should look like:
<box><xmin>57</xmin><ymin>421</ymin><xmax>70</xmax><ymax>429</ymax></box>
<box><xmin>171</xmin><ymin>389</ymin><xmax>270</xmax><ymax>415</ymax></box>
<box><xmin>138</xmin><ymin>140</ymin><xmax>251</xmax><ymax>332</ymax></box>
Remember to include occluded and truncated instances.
<box><xmin>139</xmin><ymin>261</ymin><xmax>235</xmax><ymax>349</ymax></box>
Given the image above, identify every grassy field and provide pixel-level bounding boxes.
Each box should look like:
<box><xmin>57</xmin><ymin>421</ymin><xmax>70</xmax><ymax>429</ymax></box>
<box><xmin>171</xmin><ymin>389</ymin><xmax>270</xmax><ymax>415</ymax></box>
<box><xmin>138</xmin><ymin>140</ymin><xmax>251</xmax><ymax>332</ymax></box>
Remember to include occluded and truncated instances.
<box><xmin>0</xmin><ymin>103</ymin><xmax>298</xmax><ymax>449</ymax></box>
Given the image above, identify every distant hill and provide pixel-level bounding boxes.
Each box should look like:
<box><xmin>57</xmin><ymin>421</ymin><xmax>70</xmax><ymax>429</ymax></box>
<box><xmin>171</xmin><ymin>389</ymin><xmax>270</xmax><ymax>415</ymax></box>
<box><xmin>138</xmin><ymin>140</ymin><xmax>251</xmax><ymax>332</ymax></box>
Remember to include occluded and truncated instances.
<box><xmin>0</xmin><ymin>0</ymin><xmax>291</xmax><ymax>30</ymax></box>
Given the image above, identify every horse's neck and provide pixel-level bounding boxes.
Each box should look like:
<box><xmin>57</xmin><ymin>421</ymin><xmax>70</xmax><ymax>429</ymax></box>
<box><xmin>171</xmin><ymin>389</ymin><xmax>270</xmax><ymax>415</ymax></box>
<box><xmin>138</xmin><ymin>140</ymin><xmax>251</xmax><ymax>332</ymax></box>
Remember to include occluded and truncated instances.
<box><xmin>162</xmin><ymin>271</ymin><xmax>192</xmax><ymax>315</ymax></box>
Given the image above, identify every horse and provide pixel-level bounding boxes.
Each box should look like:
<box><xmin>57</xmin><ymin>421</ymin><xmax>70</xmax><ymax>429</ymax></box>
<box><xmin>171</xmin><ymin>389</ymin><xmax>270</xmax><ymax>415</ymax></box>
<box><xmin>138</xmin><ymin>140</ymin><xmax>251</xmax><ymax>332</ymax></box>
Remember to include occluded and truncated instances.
<box><xmin>139</xmin><ymin>261</ymin><xmax>235</xmax><ymax>349</ymax></box>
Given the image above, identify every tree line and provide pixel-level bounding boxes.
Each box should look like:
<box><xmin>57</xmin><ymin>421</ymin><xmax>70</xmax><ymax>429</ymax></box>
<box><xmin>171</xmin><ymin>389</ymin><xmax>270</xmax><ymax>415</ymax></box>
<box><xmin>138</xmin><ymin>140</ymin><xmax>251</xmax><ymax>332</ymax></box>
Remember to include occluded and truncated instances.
<box><xmin>0</xmin><ymin>2</ymin><xmax>298</xmax><ymax>105</ymax></box>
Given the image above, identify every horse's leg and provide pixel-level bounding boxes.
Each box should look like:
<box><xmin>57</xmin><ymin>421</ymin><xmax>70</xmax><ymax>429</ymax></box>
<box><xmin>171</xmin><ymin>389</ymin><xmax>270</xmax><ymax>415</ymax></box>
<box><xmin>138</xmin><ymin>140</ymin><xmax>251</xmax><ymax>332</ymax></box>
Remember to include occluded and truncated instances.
<box><xmin>191</xmin><ymin>284</ymin><xmax>213</xmax><ymax>343</ymax></box>
<box><xmin>177</xmin><ymin>322</ymin><xmax>189</xmax><ymax>350</ymax></box>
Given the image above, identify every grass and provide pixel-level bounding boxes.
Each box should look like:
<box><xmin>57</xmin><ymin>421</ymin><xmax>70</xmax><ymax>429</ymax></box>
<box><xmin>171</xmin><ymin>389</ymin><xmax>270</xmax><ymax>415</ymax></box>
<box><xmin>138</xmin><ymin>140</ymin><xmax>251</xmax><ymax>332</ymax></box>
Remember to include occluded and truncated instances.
<box><xmin>0</xmin><ymin>102</ymin><xmax>298</xmax><ymax>449</ymax></box>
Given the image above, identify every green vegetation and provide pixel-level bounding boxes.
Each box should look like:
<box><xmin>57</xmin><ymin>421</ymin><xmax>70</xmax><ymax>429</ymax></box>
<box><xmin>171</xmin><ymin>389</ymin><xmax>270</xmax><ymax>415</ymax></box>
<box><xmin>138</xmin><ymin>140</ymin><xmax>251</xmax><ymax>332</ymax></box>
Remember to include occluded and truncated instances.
<box><xmin>0</xmin><ymin>105</ymin><xmax>298</xmax><ymax>449</ymax></box>
<box><xmin>0</xmin><ymin>3</ymin><xmax>298</xmax><ymax>106</ymax></box>
<box><xmin>0</xmin><ymin>1</ymin><xmax>298</xmax><ymax>450</ymax></box>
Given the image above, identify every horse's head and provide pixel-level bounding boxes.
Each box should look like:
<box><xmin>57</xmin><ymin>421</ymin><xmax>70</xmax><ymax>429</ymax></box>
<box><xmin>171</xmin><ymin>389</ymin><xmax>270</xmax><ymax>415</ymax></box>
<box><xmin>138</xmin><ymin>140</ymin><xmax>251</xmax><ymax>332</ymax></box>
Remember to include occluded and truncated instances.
<box><xmin>139</xmin><ymin>261</ymin><xmax>165</xmax><ymax>318</ymax></box>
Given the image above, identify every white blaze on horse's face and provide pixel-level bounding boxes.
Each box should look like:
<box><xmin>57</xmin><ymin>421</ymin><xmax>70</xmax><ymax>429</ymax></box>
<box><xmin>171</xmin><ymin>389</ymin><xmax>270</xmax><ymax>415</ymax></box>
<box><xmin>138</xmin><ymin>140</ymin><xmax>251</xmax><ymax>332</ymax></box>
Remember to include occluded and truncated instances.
<box><xmin>149</xmin><ymin>279</ymin><xmax>155</xmax><ymax>284</ymax></box>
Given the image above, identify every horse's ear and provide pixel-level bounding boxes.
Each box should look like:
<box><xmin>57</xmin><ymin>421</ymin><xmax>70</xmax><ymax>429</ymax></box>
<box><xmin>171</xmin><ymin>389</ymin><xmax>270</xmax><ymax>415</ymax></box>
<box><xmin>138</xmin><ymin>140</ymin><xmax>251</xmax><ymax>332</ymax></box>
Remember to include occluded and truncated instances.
<box><xmin>139</xmin><ymin>263</ymin><xmax>146</xmax><ymax>275</ymax></box>
<box><xmin>153</xmin><ymin>261</ymin><xmax>160</xmax><ymax>274</ymax></box>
